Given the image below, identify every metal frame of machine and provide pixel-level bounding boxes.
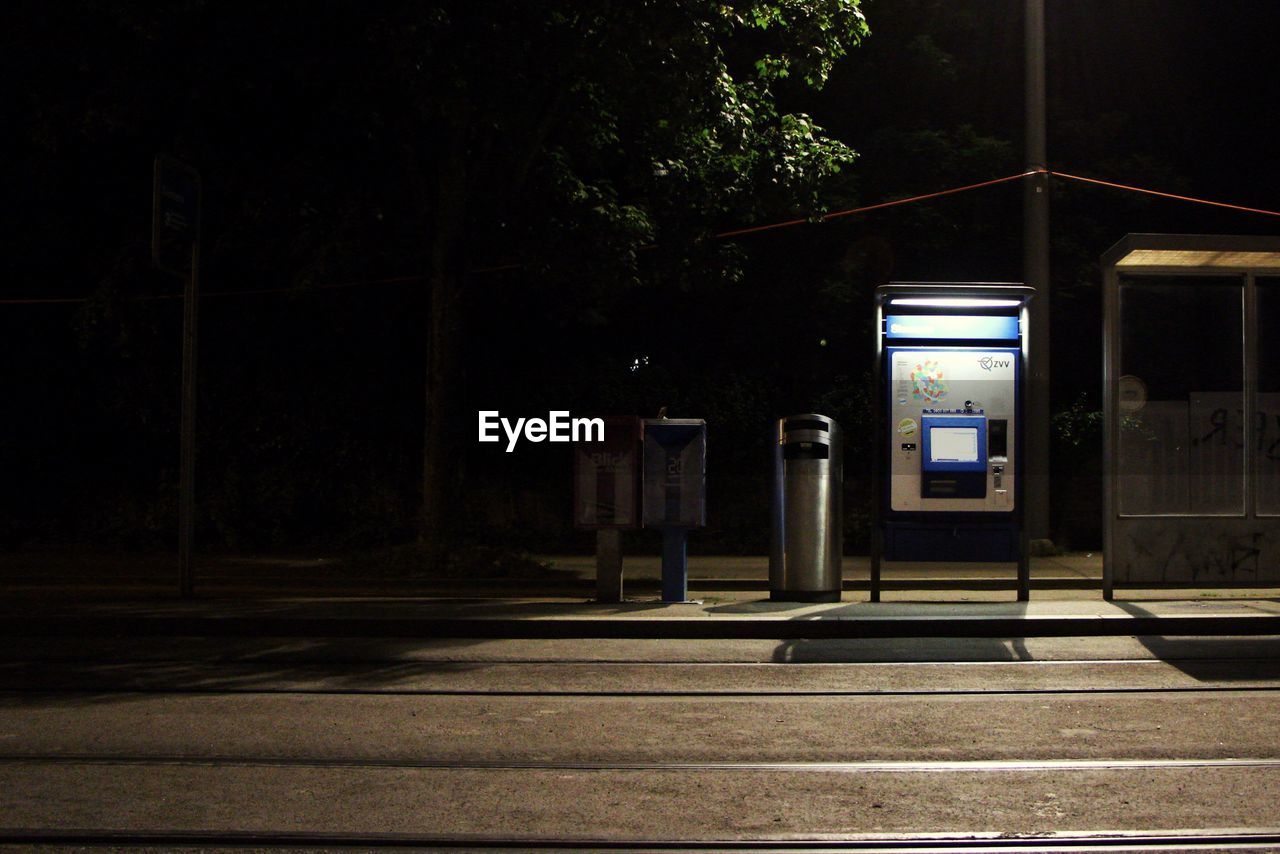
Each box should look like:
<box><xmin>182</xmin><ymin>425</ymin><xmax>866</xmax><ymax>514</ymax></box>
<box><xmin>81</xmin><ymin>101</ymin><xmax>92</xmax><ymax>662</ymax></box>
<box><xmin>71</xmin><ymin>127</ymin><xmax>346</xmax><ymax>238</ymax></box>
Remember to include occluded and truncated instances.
<box><xmin>872</xmin><ymin>282</ymin><xmax>1035</xmax><ymax>601</ymax></box>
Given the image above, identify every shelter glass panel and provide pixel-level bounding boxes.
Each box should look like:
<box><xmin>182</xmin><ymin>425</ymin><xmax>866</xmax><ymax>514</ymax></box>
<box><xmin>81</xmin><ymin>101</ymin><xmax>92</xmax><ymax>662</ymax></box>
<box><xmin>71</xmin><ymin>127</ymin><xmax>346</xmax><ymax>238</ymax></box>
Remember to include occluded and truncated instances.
<box><xmin>1117</xmin><ymin>276</ymin><xmax>1243</xmax><ymax>515</ymax></box>
<box><xmin>1258</xmin><ymin>278</ymin><xmax>1280</xmax><ymax>516</ymax></box>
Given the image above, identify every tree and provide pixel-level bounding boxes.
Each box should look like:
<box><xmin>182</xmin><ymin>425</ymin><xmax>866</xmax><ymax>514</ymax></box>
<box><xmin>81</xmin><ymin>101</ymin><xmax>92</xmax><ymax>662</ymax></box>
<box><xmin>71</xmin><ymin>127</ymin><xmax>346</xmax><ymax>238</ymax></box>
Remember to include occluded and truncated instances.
<box><xmin>4</xmin><ymin>1</ymin><xmax>868</xmax><ymax>550</ymax></box>
<box><xmin>384</xmin><ymin>1</ymin><xmax>870</xmax><ymax>545</ymax></box>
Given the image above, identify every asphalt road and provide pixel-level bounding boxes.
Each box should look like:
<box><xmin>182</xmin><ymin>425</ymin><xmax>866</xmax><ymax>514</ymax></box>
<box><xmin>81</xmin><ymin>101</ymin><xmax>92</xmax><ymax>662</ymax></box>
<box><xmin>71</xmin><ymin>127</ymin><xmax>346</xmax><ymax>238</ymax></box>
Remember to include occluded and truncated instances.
<box><xmin>3</xmin><ymin>635</ymin><xmax>1280</xmax><ymax>849</ymax></box>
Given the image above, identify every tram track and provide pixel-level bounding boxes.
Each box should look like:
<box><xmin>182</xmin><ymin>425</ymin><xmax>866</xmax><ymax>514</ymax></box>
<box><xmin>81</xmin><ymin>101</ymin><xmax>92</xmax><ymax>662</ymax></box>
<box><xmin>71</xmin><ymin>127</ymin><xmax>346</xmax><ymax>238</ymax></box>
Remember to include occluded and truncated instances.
<box><xmin>5</xmin><ymin>753</ymin><xmax>1280</xmax><ymax>773</ymax></box>
<box><xmin>3</xmin><ymin>827</ymin><xmax>1280</xmax><ymax>851</ymax></box>
<box><xmin>5</xmin><ymin>683</ymin><xmax>1280</xmax><ymax>697</ymax></box>
<box><xmin>5</xmin><ymin>641</ymin><xmax>1280</xmax><ymax>845</ymax></box>
<box><xmin>5</xmin><ymin>754</ymin><xmax>1280</xmax><ymax>848</ymax></box>
<box><xmin>4</xmin><ymin>654</ymin><xmax>1280</xmax><ymax>696</ymax></box>
<box><xmin>7</xmin><ymin>660</ymin><xmax>1280</xmax><ymax>670</ymax></box>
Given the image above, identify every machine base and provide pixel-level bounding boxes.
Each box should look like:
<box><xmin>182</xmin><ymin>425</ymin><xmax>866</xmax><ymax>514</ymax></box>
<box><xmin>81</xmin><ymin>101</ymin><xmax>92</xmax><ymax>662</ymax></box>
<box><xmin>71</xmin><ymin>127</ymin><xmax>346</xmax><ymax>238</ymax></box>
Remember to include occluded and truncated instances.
<box><xmin>883</xmin><ymin>521</ymin><xmax>1018</xmax><ymax>562</ymax></box>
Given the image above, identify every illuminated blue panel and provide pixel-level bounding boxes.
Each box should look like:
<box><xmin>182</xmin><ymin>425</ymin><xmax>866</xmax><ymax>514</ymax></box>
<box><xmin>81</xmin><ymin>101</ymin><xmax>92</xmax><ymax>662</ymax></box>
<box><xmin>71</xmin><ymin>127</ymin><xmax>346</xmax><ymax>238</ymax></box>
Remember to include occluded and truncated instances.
<box><xmin>885</xmin><ymin>315</ymin><xmax>1019</xmax><ymax>340</ymax></box>
<box><xmin>921</xmin><ymin>414</ymin><xmax>988</xmax><ymax>473</ymax></box>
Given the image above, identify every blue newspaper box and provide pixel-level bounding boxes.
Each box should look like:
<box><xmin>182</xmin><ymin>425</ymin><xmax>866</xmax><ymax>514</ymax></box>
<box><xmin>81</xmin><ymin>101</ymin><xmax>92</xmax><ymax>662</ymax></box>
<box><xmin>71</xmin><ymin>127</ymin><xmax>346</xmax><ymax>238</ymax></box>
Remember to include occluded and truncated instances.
<box><xmin>642</xmin><ymin>418</ymin><xmax>706</xmax><ymax>602</ymax></box>
<box><xmin>642</xmin><ymin>419</ymin><xmax>706</xmax><ymax>528</ymax></box>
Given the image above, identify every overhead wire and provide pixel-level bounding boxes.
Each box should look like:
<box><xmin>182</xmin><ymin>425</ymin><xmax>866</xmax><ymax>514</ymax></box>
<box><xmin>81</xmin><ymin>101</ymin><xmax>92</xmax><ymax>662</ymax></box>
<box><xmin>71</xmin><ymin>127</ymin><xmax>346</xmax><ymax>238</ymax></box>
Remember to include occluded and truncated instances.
<box><xmin>1</xmin><ymin>169</ymin><xmax>1277</xmax><ymax>305</ymax></box>
<box><xmin>1050</xmin><ymin>169</ymin><xmax>1280</xmax><ymax>218</ymax></box>
<box><xmin>713</xmin><ymin>170</ymin><xmax>1039</xmax><ymax>238</ymax></box>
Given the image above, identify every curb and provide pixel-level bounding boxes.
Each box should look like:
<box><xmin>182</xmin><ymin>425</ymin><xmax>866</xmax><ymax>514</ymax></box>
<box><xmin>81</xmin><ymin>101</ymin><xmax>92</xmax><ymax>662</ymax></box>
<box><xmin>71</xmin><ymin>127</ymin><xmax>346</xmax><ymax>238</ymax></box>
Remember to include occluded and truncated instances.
<box><xmin>6</xmin><ymin>614</ymin><xmax>1280</xmax><ymax>639</ymax></box>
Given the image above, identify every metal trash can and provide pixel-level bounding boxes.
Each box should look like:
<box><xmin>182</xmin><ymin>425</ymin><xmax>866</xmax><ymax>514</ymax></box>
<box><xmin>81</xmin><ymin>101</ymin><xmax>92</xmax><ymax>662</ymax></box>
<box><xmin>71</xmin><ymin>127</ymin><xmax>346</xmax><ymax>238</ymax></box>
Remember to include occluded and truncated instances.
<box><xmin>769</xmin><ymin>414</ymin><xmax>842</xmax><ymax>602</ymax></box>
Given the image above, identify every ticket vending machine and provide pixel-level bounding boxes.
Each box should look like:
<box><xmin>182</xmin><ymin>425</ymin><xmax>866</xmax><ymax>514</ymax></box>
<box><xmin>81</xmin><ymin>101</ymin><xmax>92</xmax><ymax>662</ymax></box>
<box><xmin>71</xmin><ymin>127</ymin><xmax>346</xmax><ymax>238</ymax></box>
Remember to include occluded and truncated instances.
<box><xmin>873</xmin><ymin>283</ymin><xmax>1034</xmax><ymax>601</ymax></box>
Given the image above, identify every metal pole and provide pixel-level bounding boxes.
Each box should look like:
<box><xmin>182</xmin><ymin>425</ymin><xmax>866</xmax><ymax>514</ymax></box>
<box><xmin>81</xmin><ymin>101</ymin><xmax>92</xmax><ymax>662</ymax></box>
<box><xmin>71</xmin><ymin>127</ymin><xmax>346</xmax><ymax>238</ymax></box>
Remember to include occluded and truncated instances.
<box><xmin>870</xmin><ymin>300</ymin><xmax>883</xmax><ymax>603</ymax></box>
<box><xmin>595</xmin><ymin>529</ymin><xmax>623</xmax><ymax>603</ymax></box>
<box><xmin>1244</xmin><ymin>272</ymin><xmax>1258</xmax><ymax>523</ymax></box>
<box><xmin>661</xmin><ymin>527</ymin><xmax>688</xmax><ymax>603</ymax></box>
<box><xmin>1017</xmin><ymin>530</ymin><xmax>1030</xmax><ymax>601</ymax></box>
<box><xmin>1024</xmin><ymin>0</ymin><xmax>1051</xmax><ymax>542</ymax></box>
<box><xmin>869</xmin><ymin>532</ymin><xmax>881</xmax><ymax>603</ymax></box>
<box><xmin>1101</xmin><ymin>260</ymin><xmax>1118</xmax><ymax>601</ymax></box>
<box><xmin>179</xmin><ymin>239</ymin><xmax>200</xmax><ymax>598</ymax></box>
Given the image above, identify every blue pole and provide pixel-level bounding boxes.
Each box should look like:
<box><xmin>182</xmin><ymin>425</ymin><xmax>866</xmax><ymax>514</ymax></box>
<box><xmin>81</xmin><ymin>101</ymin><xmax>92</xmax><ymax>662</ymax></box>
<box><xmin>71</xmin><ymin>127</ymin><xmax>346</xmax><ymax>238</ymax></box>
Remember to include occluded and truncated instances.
<box><xmin>661</xmin><ymin>527</ymin><xmax>688</xmax><ymax>603</ymax></box>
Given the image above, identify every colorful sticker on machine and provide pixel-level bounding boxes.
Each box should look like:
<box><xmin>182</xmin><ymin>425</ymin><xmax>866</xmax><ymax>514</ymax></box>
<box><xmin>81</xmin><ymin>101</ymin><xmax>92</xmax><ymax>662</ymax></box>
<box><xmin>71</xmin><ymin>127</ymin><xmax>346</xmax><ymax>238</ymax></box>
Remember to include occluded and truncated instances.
<box><xmin>897</xmin><ymin>418</ymin><xmax>917</xmax><ymax>437</ymax></box>
<box><xmin>911</xmin><ymin>360</ymin><xmax>948</xmax><ymax>403</ymax></box>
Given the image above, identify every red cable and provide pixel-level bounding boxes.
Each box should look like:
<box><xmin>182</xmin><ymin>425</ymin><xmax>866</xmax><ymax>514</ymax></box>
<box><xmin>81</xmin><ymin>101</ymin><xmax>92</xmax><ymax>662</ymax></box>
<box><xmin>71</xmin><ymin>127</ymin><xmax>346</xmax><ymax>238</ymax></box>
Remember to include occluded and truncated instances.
<box><xmin>714</xmin><ymin>170</ymin><xmax>1038</xmax><ymax>238</ymax></box>
<box><xmin>1050</xmin><ymin>170</ymin><xmax>1280</xmax><ymax>218</ymax></box>
<box><xmin>3</xmin><ymin>169</ymin><xmax>1276</xmax><ymax>304</ymax></box>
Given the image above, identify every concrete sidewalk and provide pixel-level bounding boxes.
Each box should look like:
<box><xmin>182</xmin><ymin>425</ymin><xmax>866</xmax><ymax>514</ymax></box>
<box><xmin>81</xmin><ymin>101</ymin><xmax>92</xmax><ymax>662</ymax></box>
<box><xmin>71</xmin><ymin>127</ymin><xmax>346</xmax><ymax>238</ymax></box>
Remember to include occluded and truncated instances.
<box><xmin>547</xmin><ymin>552</ymin><xmax>1102</xmax><ymax>589</ymax></box>
<box><xmin>2</xmin><ymin>548</ymin><xmax>1278</xmax><ymax>638</ymax></box>
<box><xmin>0</xmin><ymin>549</ymin><xmax>1101</xmax><ymax>588</ymax></box>
<box><xmin>2</xmin><ymin>585</ymin><xmax>1279</xmax><ymax>639</ymax></box>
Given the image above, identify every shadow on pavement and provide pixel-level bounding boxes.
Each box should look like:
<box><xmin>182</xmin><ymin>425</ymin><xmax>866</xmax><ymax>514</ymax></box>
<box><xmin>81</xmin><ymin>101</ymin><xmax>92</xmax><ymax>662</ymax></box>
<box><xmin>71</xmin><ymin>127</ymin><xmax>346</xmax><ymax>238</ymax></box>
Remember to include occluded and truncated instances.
<box><xmin>776</xmin><ymin>598</ymin><xmax>1030</xmax><ymax>664</ymax></box>
<box><xmin>0</xmin><ymin>636</ymin><xmax>500</xmax><ymax>706</ymax></box>
<box><xmin>701</xmin><ymin>599</ymin><xmax>817</xmax><ymax>614</ymax></box>
<box><xmin>769</xmin><ymin>635</ymin><xmax>1034</xmax><ymax>663</ymax></box>
<box><xmin>1110</xmin><ymin>600</ymin><xmax>1280</xmax><ymax>682</ymax></box>
<box><xmin>705</xmin><ymin>596</ymin><xmax>1033</xmax><ymax>663</ymax></box>
<box><xmin>0</xmin><ymin>595</ymin><xmax>676</xmax><ymax>623</ymax></box>
<box><xmin>0</xmin><ymin>546</ymin><xmax>594</xmax><ymax>601</ymax></box>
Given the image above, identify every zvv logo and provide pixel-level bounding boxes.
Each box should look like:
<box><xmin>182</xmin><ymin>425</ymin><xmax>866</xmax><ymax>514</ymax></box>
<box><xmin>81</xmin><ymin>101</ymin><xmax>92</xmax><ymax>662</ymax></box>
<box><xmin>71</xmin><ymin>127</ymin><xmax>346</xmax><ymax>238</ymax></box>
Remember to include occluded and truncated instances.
<box><xmin>978</xmin><ymin>356</ymin><xmax>1011</xmax><ymax>372</ymax></box>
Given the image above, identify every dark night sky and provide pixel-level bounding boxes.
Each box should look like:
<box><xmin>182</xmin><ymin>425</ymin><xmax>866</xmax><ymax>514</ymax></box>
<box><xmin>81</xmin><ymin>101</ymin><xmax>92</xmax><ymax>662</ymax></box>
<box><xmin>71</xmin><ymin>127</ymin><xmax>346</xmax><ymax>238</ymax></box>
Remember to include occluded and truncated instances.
<box><xmin>834</xmin><ymin>0</ymin><xmax>1280</xmax><ymax>268</ymax></box>
<box><xmin>3</xmin><ymin>0</ymin><xmax>1279</xmax><ymax>551</ymax></box>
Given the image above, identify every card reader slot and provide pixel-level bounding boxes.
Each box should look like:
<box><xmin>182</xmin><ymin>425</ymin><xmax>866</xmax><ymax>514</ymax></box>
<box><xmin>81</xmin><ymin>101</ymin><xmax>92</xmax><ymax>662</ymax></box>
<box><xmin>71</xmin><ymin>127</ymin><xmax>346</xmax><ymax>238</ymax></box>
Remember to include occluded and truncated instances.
<box><xmin>989</xmin><ymin>419</ymin><xmax>1008</xmax><ymax>457</ymax></box>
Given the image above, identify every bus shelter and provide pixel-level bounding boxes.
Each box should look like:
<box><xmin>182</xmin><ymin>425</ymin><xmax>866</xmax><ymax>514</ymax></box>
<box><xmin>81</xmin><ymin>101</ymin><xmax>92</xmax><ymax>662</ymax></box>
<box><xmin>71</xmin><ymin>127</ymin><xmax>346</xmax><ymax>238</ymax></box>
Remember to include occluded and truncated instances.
<box><xmin>1102</xmin><ymin>234</ymin><xmax>1280</xmax><ymax>597</ymax></box>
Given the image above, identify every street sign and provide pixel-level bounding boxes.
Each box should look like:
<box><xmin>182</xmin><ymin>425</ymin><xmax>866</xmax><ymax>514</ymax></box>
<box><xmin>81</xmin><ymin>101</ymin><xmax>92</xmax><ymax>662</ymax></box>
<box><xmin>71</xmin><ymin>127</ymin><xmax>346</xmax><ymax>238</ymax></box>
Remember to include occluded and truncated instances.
<box><xmin>152</xmin><ymin>155</ymin><xmax>201</xmax><ymax>275</ymax></box>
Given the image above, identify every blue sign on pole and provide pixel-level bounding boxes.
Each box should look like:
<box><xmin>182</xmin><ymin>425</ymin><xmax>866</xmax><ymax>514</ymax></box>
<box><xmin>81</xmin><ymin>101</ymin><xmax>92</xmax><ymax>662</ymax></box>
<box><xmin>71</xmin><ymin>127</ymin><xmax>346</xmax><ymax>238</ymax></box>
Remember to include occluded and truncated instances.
<box><xmin>152</xmin><ymin>155</ymin><xmax>202</xmax><ymax>276</ymax></box>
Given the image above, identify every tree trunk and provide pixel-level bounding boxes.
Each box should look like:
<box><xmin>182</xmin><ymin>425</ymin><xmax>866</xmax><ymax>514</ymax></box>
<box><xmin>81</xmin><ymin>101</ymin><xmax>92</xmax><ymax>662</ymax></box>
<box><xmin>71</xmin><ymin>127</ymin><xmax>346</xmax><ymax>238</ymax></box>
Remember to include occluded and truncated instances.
<box><xmin>421</xmin><ymin>132</ymin><xmax>468</xmax><ymax>550</ymax></box>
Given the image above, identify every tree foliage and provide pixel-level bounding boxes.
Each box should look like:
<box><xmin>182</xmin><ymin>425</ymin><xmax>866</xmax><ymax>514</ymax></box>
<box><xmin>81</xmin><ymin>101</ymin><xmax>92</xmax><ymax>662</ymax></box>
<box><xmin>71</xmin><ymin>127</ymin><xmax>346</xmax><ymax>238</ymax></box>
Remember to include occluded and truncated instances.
<box><xmin>388</xmin><ymin>1</ymin><xmax>869</xmax><ymax>275</ymax></box>
<box><xmin>13</xmin><ymin>0</ymin><xmax>1262</xmax><ymax>551</ymax></box>
<box><xmin>385</xmin><ymin>1</ymin><xmax>870</xmax><ymax>541</ymax></box>
<box><xmin>3</xmin><ymin>0</ymin><xmax>871</xmax><ymax>549</ymax></box>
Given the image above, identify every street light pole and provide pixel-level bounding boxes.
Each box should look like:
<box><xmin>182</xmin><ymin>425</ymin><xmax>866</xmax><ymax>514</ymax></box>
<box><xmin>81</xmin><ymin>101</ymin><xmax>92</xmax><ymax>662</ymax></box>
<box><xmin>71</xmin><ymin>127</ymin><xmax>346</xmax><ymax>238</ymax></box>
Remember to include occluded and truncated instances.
<box><xmin>1024</xmin><ymin>0</ymin><xmax>1051</xmax><ymax>543</ymax></box>
<box><xmin>152</xmin><ymin>155</ymin><xmax>201</xmax><ymax>598</ymax></box>
<box><xmin>179</xmin><ymin>236</ymin><xmax>200</xmax><ymax>598</ymax></box>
